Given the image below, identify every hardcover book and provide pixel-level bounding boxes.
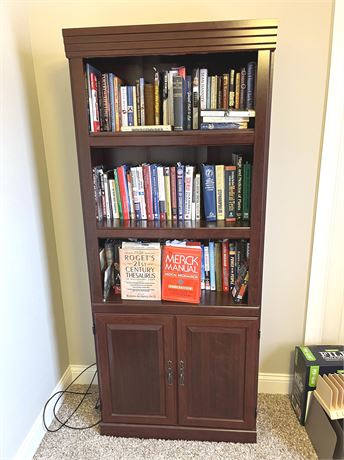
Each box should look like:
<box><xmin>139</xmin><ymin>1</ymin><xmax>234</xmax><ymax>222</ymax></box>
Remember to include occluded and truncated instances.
<box><xmin>119</xmin><ymin>242</ymin><xmax>161</xmax><ymax>300</ymax></box>
<box><xmin>201</xmin><ymin>164</ymin><xmax>216</xmax><ymax>221</ymax></box>
<box><xmin>161</xmin><ymin>245</ymin><xmax>202</xmax><ymax>304</ymax></box>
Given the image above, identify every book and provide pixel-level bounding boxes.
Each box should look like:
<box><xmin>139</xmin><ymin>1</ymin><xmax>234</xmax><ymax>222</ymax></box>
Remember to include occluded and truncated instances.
<box><xmin>204</xmin><ymin>244</ymin><xmax>210</xmax><ymax>290</ymax></box>
<box><xmin>162</xmin><ymin>71</ymin><xmax>169</xmax><ymax>125</ymax></box>
<box><xmin>120</xmin><ymin>86</ymin><xmax>128</xmax><ymax>127</ymax></box>
<box><xmin>119</xmin><ymin>242</ymin><xmax>161</xmax><ymax>300</ymax></box>
<box><xmin>150</xmin><ymin>164</ymin><xmax>160</xmax><ymax>220</ymax></box>
<box><xmin>144</xmin><ymin>83</ymin><xmax>155</xmax><ymax>125</ymax></box>
<box><xmin>113</xmin><ymin>168</ymin><xmax>123</xmax><ymax>219</ymax></box>
<box><xmin>200</xmin><ymin>109</ymin><xmax>255</xmax><ymax>117</ymax></box>
<box><xmin>126</xmin><ymin>169</ymin><xmax>135</xmax><ymax>220</ymax></box>
<box><xmin>202</xmin><ymin>116</ymin><xmax>249</xmax><ymax>123</ymax></box>
<box><xmin>201</xmin><ymin>164</ymin><xmax>216</xmax><ymax>222</ymax></box>
<box><xmin>192</xmin><ymin>68</ymin><xmax>199</xmax><ymax>129</ymax></box>
<box><xmin>186</xmin><ymin>75</ymin><xmax>192</xmax><ymax>130</ymax></box>
<box><xmin>176</xmin><ymin>163</ymin><xmax>185</xmax><ymax>221</ymax></box>
<box><xmin>215</xmin><ymin>165</ymin><xmax>225</xmax><ymax>220</ymax></box>
<box><xmin>222</xmin><ymin>73</ymin><xmax>229</xmax><ymax>108</ymax></box>
<box><xmin>113</xmin><ymin>242</ymin><xmax>121</xmax><ymax>294</ymax></box>
<box><xmin>86</xmin><ymin>64</ymin><xmax>100</xmax><ymax>132</ymax></box>
<box><xmin>222</xmin><ymin>239</ymin><xmax>229</xmax><ymax>292</ymax></box>
<box><xmin>139</xmin><ymin>77</ymin><xmax>145</xmax><ymax>125</ymax></box>
<box><xmin>235</xmin><ymin>72</ymin><xmax>241</xmax><ymax>110</ymax></box>
<box><xmin>199</xmin><ymin>68</ymin><xmax>208</xmax><ymax>110</ymax></box>
<box><xmin>154</xmin><ymin>69</ymin><xmax>160</xmax><ymax>125</ymax></box>
<box><xmin>239</xmin><ymin>67</ymin><xmax>247</xmax><ymax>110</ymax></box>
<box><xmin>99</xmin><ymin>247</ymin><xmax>106</xmax><ymax>273</ymax></box>
<box><xmin>233</xmin><ymin>154</ymin><xmax>243</xmax><ymax>220</ymax></box>
<box><xmin>127</xmin><ymin>86</ymin><xmax>134</xmax><ymax>126</ymax></box>
<box><xmin>229</xmin><ymin>68</ymin><xmax>235</xmax><ymax>108</ymax></box>
<box><xmin>215</xmin><ymin>242</ymin><xmax>222</xmax><ymax>291</ymax></box>
<box><xmin>164</xmin><ymin>167</ymin><xmax>172</xmax><ymax>220</ymax></box>
<box><xmin>243</xmin><ymin>162</ymin><xmax>251</xmax><ymax>220</ymax></box>
<box><xmin>209</xmin><ymin>241</ymin><xmax>216</xmax><ymax>291</ymax></box>
<box><xmin>184</xmin><ymin>165</ymin><xmax>194</xmax><ymax>220</ymax></box>
<box><xmin>108</xmin><ymin>73</ymin><xmax>115</xmax><ymax>131</ymax></box>
<box><xmin>120</xmin><ymin>125</ymin><xmax>172</xmax><ymax>132</ymax></box>
<box><xmin>108</xmin><ymin>177</ymin><xmax>119</xmax><ymax>219</ymax></box>
<box><xmin>161</xmin><ymin>245</ymin><xmax>202</xmax><ymax>304</ymax></box>
<box><xmin>173</xmin><ymin>75</ymin><xmax>184</xmax><ymax>131</ymax></box>
<box><xmin>117</xmin><ymin>165</ymin><xmax>130</xmax><ymax>220</ymax></box>
<box><xmin>246</xmin><ymin>62</ymin><xmax>256</xmax><ymax>110</ymax></box>
<box><xmin>200</xmin><ymin>122</ymin><xmax>248</xmax><ymax>130</ymax></box>
<box><xmin>225</xmin><ymin>166</ymin><xmax>236</xmax><ymax>221</ymax></box>
<box><xmin>103</xmin><ymin>265</ymin><xmax>112</xmax><ymax>301</ymax></box>
<box><xmin>229</xmin><ymin>242</ymin><xmax>236</xmax><ymax>289</ymax></box>
<box><xmin>195</xmin><ymin>173</ymin><xmax>201</xmax><ymax>221</ymax></box>
<box><xmin>142</xmin><ymin>164</ymin><xmax>154</xmax><ymax>220</ymax></box>
<box><xmin>170</xmin><ymin>166</ymin><xmax>178</xmax><ymax>221</ymax></box>
<box><xmin>101</xmin><ymin>74</ymin><xmax>110</xmax><ymax>131</ymax></box>
<box><xmin>157</xmin><ymin>166</ymin><xmax>166</xmax><ymax>221</ymax></box>
<box><xmin>136</xmin><ymin>166</ymin><xmax>147</xmax><ymax>220</ymax></box>
<box><xmin>201</xmin><ymin>245</ymin><xmax>205</xmax><ymax>290</ymax></box>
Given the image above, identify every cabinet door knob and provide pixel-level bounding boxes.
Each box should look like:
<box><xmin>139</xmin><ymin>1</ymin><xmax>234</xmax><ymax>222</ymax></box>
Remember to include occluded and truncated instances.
<box><xmin>179</xmin><ymin>360</ymin><xmax>185</xmax><ymax>385</ymax></box>
<box><xmin>167</xmin><ymin>360</ymin><xmax>173</xmax><ymax>385</ymax></box>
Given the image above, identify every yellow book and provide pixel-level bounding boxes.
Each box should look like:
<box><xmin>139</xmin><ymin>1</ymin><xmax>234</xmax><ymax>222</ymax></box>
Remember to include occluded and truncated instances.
<box><xmin>215</xmin><ymin>164</ymin><xmax>225</xmax><ymax>220</ymax></box>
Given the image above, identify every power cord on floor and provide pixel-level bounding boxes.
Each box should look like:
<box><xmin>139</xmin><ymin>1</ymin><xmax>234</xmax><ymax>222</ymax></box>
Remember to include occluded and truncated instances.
<box><xmin>43</xmin><ymin>363</ymin><xmax>101</xmax><ymax>432</ymax></box>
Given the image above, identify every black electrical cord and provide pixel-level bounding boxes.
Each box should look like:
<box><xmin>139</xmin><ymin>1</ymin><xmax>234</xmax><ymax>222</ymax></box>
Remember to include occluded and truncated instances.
<box><xmin>43</xmin><ymin>363</ymin><xmax>101</xmax><ymax>432</ymax></box>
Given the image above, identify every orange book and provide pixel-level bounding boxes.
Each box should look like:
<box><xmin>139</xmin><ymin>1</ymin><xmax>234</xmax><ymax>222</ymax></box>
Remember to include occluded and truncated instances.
<box><xmin>161</xmin><ymin>245</ymin><xmax>202</xmax><ymax>304</ymax></box>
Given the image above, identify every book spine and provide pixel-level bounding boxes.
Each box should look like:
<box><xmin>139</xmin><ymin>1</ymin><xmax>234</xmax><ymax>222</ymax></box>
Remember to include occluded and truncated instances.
<box><xmin>113</xmin><ymin>169</ymin><xmax>123</xmax><ymax>219</ymax></box>
<box><xmin>86</xmin><ymin>64</ymin><xmax>94</xmax><ymax>132</ymax></box>
<box><xmin>201</xmin><ymin>245</ymin><xmax>205</xmax><ymax>290</ymax></box>
<box><xmin>217</xmin><ymin>76</ymin><xmax>223</xmax><ymax>109</ymax></box>
<box><xmin>199</xmin><ymin>68</ymin><xmax>208</xmax><ymax>110</ymax></box>
<box><xmin>195</xmin><ymin>173</ymin><xmax>201</xmax><ymax>221</ymax></box>
<box><xmin>192</xmin><ymin>68</ymin><xmax>199</xmax><ymax>130</ymax></box>
<box><xmin>176</xmin><ymin>163</ymin><xmax>185</xmax><ymax>221</ymax></box>
<box><xmin>170</xmin><ymin>166</ymin><xmax>178</xmax><ymax>222</ymax></box>
<box><xmin>235</xmin><ymin>270</ymin><xmax>249</xmax><ymax>302</ymax></box>
<box><xmin>114</xmin><ymin>243</ymin><xmax>121</xmax><ymax>294</ymax></box>
<box><xmin>184</xmin><ymin>165</ymin><xmax>194</xmax><ymax>220</ymax></box>
<box><xmin>103</xmin><ymin>172</ymin><xmax>111</xmax><ymax>219</ymax></box>
<box><xmin>202</xmin><ymin>116</ymin><xmax>249</xmax><ymax>123</ymax></box>
<box><xmin>204</xmin><ymin>245</ymin><xmax>210</xmax><ymax>290</ymax></box>
<box><xmin>222</xmin><ymin>239</ymin><xmax>229</xmax><ymax>292</ymax></box>
<box><xmin>113</xmin><ymin>77</ymin><xmax>121</xmax><ymax>131</ymax></box>
<box><xmin>209</xmin><ymin>241</ymin><xmax>216</xmax><ymax>291</ymax></box>
<box><xmin>135</xmin><ymin>79</ymin><xmax>141</xmax><ymax>126</ymax></box>
<box><xmin>99</xmin><ymin>168</ymin><xmax>107</xmax><ymax>218</ymax></box>
<box><xmin>139</xmin><ymin>78</ymin><xmax>145</xmax><ymax>125</ymax></box>
<box><xmin>215</xmin><ymin>164</ymin><xmax>225</xmax><ymax>220</ymax></box>
<box><xmin>154</xmin><ymin>70</ymin><xmax>160</xmax><ymax>125</ymax></box>
<box><xmin>235</xmin><ymin>72</ymin><xmax>241</xmax><ymax>110</ymax></box>
<box><xmin>143</xmin><ymin>164</ymin><xmax>154</xmax><ymax>220</ymax></box>
<box><xmin>164</xmin><ymin>167</ymin><xmax>172</xmax><ymax>220</ymax></box>
<box><xmin>229</xmin><ymin>68</ymin><xmax>235</xmax><ymax>108</ymax></box>
<box><xmin>200</xmin><ymin>122</ymin><xmax>247</xmax><ymax>130</ymax></box>
<box><xmin>97</xmin><ymin>77</ymin><xmax>104</xmax><ymax>131</ymax></box>
<box><xmin>246</xmin><ymin>62</ymin><xmax>256</xmax><ymax>109</ymax></box>
<box><xmin>173</xmin><ymin>75</ymin><xmax>184</xmax><ymax>131</ymax></box>
<box><xmin>131</xmin><ymin>167</ymin><xmax>141</xmax><ymax>220</ymax></box>
<box><xmin>211</xmin><ymin>76</ymin><xmax>217</xmax><ymax>109</ymax></box>
<box><xmin>150</xmin><ymin>164</ymin><xmax>160</xmax><ymax>220</ymax></box>
<box><xmin>101</xmin><ymin>74</ymin><xmax>110</xmax><ymax>131</ymax></box>
<box><xmin>126</xmin><ymin>169</ymin><xmax>136</xmax><ymax>220</ymax></box>
<box><xmin>191</xmin><ymin>176</ymin><xmax>196</xmax><ymax>221</ymax></box>
<box><xmin>239</xmin><ymin>67</ymin><xmax>247</xmax><ymax>110</ymax></box>
<box><xmin>117</xmin><ymin>166</ymin><xmax>130</xmax><ymax>220</ymax></box>
<box><xmin>132</xmin><ymin>85</ymin><xmax>138</xmax><ymax>126</ymax></box>
<box><xmin>127</xmin><ymin>86</ymin><xmax>134</xmax><ymax>126</ymax></box>
<box><xmin>236</xmin><ymin>154</ymin><xmax>243</xmax><ymax>220</ymax></box>
<box><xmin>157</xmin><ymin>166</ymin><xmax>166</xmax><ymax>221</ymax></box>
<box><xmin>201</xmin><ymin>164</ymin><xmax>216</xmax><ymax>222</ymax></box>
<box><xmin>162</xmin><ymin>71</ymin><xmax>169</xmax><ymax>125</ymax></box>
<box><xmin>108</xmin><ymin>179</ymin><xmax>119</xmax><ymax>219</ymax></box>
<box><xmin>225</xmin><ymin>166</ymin><xmax>236</xmax><ymax>222</ymax></box>
<box><xmin>206</xmin><ymin>76</ymin><xmax>211</xmax><ymax>110</ymax></box>
<box><xmin>222</xmin><ymin>73</ymin><xmax>229</xmax><ymax>109</ymax></box>
<box><xmin>186</xmin><ymin>76</ymin><xmax>192</xmax><ymax>130</ymax></box>
<box><xmin>229</xmin><ymin>242</ymin><xmax>236</xmax><ymax>289</ymax></box>
<box><xmin>92</xmin><ymin>167</ymin><xmax>101</xmax><ymax>220</ymax></box>
<box><xmin>243</xmin><ymin>162</ymin><xmax>251</xmax><ymax>220</ymax></box>
<box><xmin>120</xmin><ymin>86</ymin><xmax>128</xmax><ymax>127</ymax></box>
<box><xmin>108</xmin><ymin>73</ymin><xmax>115</xmax><ymax>131</ymax></box>
<box><xmin>215</xmin><ymin>242</ymin><xmax>222</xmax><ymax>291</ymax></box>
<box><xmin>168</xmin><ymin>71</ymin><xmax>175</xmax><ymax>126</ymax></box>
<box><xmin>144</xmin><ymin>83</ymin><xmax>155</xmax><ymax>126</ymax></box>
<box><xmin>136</xmin><ymin>166</ymin><xmax>147</xmax><ymax>220</ymax></box>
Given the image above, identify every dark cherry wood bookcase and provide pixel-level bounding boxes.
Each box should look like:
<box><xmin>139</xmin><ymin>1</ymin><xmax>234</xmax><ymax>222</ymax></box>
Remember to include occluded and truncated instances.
<box><xmin>63</xmin><ymin>19</ymin><xmax>277</xmax><ymax>443</ymax></box>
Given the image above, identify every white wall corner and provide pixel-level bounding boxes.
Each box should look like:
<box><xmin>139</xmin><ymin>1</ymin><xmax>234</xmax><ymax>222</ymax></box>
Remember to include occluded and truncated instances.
<box><xmin>14</xmin><ymin>366</ymin><xmax>72</xmax><ymax>460</ymax></box>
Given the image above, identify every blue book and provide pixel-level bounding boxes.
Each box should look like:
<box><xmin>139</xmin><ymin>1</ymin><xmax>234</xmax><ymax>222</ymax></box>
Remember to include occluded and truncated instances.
<box><xmin>108</xmin><ymin>73</ymin><xmax>115</xmax><ymax>131</ymax></box>
<box><xmin>201</xmin><ymin>164</ymin><xmax>216</xmax><ymax>221</ymax></box>
<box><xmin>176</xmin><ymin>163</ymin><xmax>185</xmax><ymax>221</ymax></box>
<box><xmin>209</xmin><ymin>241</ymin><xmax>216</xmax><ymax>291</ymax></box>
<box><xmin>127</xmin><ymin>86</ymin><xmax>134</xmax><ymax>126</ymax></box>
<box><xmin>150</xmin><ymin>164</ymin><xmax>160</xmax><ymax>220</ymax></box>
<box><xmin>201</xmin><ymin>244</ymin><xmax>205</xmax><ymax>290</ymax></box>
<box><xmin>200</xmin><ymin>122</ymin><xmax>245</xmax><ymax>130</ymax></box>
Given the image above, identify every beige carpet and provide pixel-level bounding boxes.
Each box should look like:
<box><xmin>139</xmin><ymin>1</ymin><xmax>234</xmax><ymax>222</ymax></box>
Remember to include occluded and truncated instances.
<box><xmin>34</xmin><ymin>385</ymin><xmax>317</xmax><ymax>460</ymax></box>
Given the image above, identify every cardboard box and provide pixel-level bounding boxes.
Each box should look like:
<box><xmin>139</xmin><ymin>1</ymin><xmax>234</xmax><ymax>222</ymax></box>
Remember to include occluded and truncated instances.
<box><xmin>291</xmin><ymin>345</ymin><xmax>344</xmax><ymax>425</ymax></box>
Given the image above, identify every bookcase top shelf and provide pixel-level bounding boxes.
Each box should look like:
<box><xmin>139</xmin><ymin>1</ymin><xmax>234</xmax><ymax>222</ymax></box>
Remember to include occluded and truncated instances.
<box><xmin>96</xmin><ymin>219</ymin><xmax>250</xmax><ymax>239</ymax></box>
<box><xmin>89</xmin><ymin>129</ymin><xmax>254</xmax><ymax>147</ymax></box>
<box><xmin>63</xmin><ymin>19</ymin><xmax>277</xmax><ymax>59</ymax></box>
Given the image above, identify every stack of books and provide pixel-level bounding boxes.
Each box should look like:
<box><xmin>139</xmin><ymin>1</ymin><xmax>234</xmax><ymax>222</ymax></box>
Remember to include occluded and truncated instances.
<box><xmin>100</xmin><ymin>239</ymin><xmax>249</xmax><ymax>303</ymax></box>
<box><xmin>86</xmin><ymin>62</ymin><xmax>256</xmax><ymax>133</ymax></box>
<box><xmin>93</xmin><ymin>158</ymin><xmax>251</xmax><ymax>224</ymax></box>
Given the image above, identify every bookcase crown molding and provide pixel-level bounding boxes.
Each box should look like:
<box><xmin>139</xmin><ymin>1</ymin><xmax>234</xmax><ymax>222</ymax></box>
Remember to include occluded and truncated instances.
<box><xmin>63</xmin><ymin>19</ymin><xmax>278</xmax><ymax>58</ymax></box>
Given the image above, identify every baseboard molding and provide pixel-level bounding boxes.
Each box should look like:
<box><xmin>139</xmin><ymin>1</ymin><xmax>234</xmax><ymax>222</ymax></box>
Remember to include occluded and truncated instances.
<box><xmin>258</xmin><ymin>372</ymin><xmax>293</xmax><ymax>394</ymax></box>
<box><xmin>14</xmin><ymin>366</ymin><xmax>72</xmax><ymax>460</ymax></box>
<box><xmin>14</xmin><ymin>366</ymin><xmax>292</xmax><ymax>460</ymax></box>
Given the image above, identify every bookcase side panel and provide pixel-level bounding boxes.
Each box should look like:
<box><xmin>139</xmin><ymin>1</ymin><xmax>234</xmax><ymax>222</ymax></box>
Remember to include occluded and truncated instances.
<box><xmin>249</xmin><ymin>49</ymin><xmax>273</xmax><ymax>307</ymax></box>
<box><xmin>68</xmin><ymin>57</ymin><xmax>103</xmax><ymax>301</ymax></box>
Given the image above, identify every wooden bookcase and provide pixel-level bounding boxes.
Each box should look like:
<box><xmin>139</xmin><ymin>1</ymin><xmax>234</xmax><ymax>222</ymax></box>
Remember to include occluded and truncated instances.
<box><xmin>63</xmin><ymin>19</ymin><xmax>277</xmax><ymax>443</ymax></box>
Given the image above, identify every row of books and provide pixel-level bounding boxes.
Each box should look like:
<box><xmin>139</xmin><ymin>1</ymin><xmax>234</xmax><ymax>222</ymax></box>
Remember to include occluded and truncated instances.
<box><xmin>93</xmin><ymin>156</ymin><xmax>251</xmax><ymax>223</ymax></box>
<box><xmin>86</xmin><ymin>63</ymin><xmax>256</xmax><ymax>133</ymax></box>
<box><xmin>100</xmin><ymin>239</ymin><xmax>249</xmax><ymax>304</ymax></box>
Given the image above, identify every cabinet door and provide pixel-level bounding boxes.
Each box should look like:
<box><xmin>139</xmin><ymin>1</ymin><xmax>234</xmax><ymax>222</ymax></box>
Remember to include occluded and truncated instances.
<box><xmin>177</xmin><ymin>316</ymin><xmax>258</xmax><ymax>430</ymax></box>
<box><xmin>95</xmin><ymin>314</ymin><xmax>177</xmax><ymax>425</ymax></box>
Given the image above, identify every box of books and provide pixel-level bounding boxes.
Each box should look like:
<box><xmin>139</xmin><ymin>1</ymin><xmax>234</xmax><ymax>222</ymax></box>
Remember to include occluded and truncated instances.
<box><xmin>291</xmin><ymin>345</ymin><xmax>344</xmax><ymax>425</ymax></box>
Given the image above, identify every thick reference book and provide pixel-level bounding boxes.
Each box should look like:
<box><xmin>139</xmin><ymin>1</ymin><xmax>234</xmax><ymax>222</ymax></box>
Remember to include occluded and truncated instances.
<box><xmin>161</xmin><ymin>244</ymin><xmax>202</xmax><ymax>304</ymax></box>
<box><xmin>119</xmin><ymin>242</ymin><xmax>161</xmax><ymax>300</ymax></box>
<box><xmin>201</xmin><ymin>164</ymin><xmax>216</xmax><ymax>221</ymax></box>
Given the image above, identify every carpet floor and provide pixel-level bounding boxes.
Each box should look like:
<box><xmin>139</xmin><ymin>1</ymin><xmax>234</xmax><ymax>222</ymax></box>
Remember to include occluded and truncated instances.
<box><xmin>34</xmin><ymin>385</ymin><xmax>317</xmax><ymax>460</ymax></box>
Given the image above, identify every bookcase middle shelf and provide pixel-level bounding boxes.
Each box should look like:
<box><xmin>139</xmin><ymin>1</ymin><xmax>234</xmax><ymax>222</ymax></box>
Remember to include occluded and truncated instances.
<box><xmin>96</xmin><ymin>219</ymin><xmax>250</xmax><ymax>239</ymax></box>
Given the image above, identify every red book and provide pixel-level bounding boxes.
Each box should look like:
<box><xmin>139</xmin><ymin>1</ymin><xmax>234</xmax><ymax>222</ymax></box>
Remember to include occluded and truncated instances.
<box><xmin>161</xmin><ymin>245</ymin><xmax>202</xmax><ymax>304</ymax></box>
<box><xmin>90</xmin><ymin>72</ymin><xmax>100</xmax><ymax>132</ymax></box>
<box><xmin>117</xmin><ymin>166</ymin><xmax>130</xmax><ymax>220</ymax></box>
<box><xmin>143</xmin><ymin>164</ymin><xmax>154</xmax><ymax>221</ymax></box>
<box><xmin>170</xmin><ymin>166</ymin><xmax>178</xmax><ymax>222</ymax></box>
<box><xmin>222</xmin><ymin>239</ymin><xmax>229</xmax><ymax>292</ymax></box>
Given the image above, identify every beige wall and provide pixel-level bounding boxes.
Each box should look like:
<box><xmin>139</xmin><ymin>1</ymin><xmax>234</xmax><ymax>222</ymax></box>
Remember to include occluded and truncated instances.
<box><xmin>25</xmin><ymin>0</ymin><xmax>333</xmax><ymax>373</ymax></box>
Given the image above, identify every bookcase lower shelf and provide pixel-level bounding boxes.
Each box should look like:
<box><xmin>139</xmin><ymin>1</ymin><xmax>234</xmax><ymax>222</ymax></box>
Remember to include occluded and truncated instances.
<box><xmin>100</xmin><ymin>422</ymin><xmax>257</xmax><ymax>443</ymax></box>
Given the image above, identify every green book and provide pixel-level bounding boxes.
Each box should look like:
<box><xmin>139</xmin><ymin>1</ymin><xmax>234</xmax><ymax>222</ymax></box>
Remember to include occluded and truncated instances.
<box><xmin>113</xmin><ymin>168</ymin><xmax>123</xmax><ymax>219</ymax></box>
<box><xmin>242</xmin><ymin>162</ymin><xmax>251</xmax><ymax>221</ymax></box>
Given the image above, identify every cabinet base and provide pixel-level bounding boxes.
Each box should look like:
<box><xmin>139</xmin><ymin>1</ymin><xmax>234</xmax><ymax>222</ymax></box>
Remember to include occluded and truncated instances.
<box><xmin>100</xmin><ymin>422</ymin><xmax>257</xmax><ymax>443</ymax></box>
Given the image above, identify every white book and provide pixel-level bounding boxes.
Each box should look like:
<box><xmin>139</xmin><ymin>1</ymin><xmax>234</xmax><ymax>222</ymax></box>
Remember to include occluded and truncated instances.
<box><xmin>168</xmin><ymin>70</ymin><xmax>178</xmax><ymax>127</ymax></box>
<box><xmin>139</xmin><ymin>78</ymin><xmax>145</xmax><ymax>125</ymax></box>
<box><xmin>202</xmin><ymin>116</ymin><xmax>249</xmax><ymax>123</ymax></box>
<box><xmin>157</xmin><ymin>166</ymin><xmax>166</xmax><ymax>219</ymax></box>
<box><xmin>130</xmin><ymin>167</ymin><xmax>141</xmax><ymax>220</ymax></box>
<box><xmin>204</xmin><ymin>245</ymin><xmax>210</xmax><ymax>290</ymax></box>
<box><xmin>195</xmin><ymin>173</ymin><xmax>201</xmax><ymax>221</ymax></box>
<box><xmin>184</xmin><ymin>165</ymin><xmax>194</xmax><ymax>220</ymax></box>
<box><xmin>136</xmin><ymin>166</ymin><xmax>147</xmax><ymax>220</ymax></box>
<box><xmin>108</xmin><ymin>178</ymin><xmax>119</xmax><ymax>219</ymax></box>
<box><xmin>120</xmin><ymin>125</ymin><xmax>172</xmax><ymax>132</ymax></box>
<box><xmin>126</xmin><ymin>170</ymin><xmax>135</xmax><ymax>220</ymax></box>
<box><xmin>120</xmin><ymin>86</ymin><xmax>128</xmax><ymax>127</ymax></box>
<box><xmin>200</xmin><ymin>109</ymin><xmax>255</xmax><ymax>117</ymax></box>
<box><xmin>103</xmin><ymin>172</ymin><xmax>111</xmax><ymax>219</ymax></box>
<box><xmin>133</xmin><ymin>86</ymin><xmax>138</xmax><ymax>126</ymax></box>
<box><xmin>191</xmin><ymin>176</ymin><xmax>196</xmax><ymax>221</ymax></box>
<box><xmin>200</xmin><ymin>68</ymin><xmax>208</xmax><ymax>111</ymax></box>
<box><xmin>192</xmin><ymin>69</ymin><xmax>199</xmax><ymax>130</ymax></box>
<box><xmin>215</xmin><ymin>165</ymin><xmax>225</xmax><ymax>220</ymax></box>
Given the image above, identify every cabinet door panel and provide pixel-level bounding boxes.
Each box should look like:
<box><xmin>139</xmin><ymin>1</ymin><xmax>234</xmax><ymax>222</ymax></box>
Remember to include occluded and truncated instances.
<box><xmin>177</xmin><ymin>316</ymin><xmax>258</xmax><ymax>429</ymax></box>
<box><xmin>95</xmin><ymin>314</ymin><xmax>176</xmax><ymax>425</ymax></box>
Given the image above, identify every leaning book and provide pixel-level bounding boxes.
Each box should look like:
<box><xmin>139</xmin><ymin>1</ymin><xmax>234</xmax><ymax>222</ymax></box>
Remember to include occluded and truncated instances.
<box><xmin>119</xmin><ymin>242</ymin><xmax>161</xmax><ymax>300</ymax></box>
